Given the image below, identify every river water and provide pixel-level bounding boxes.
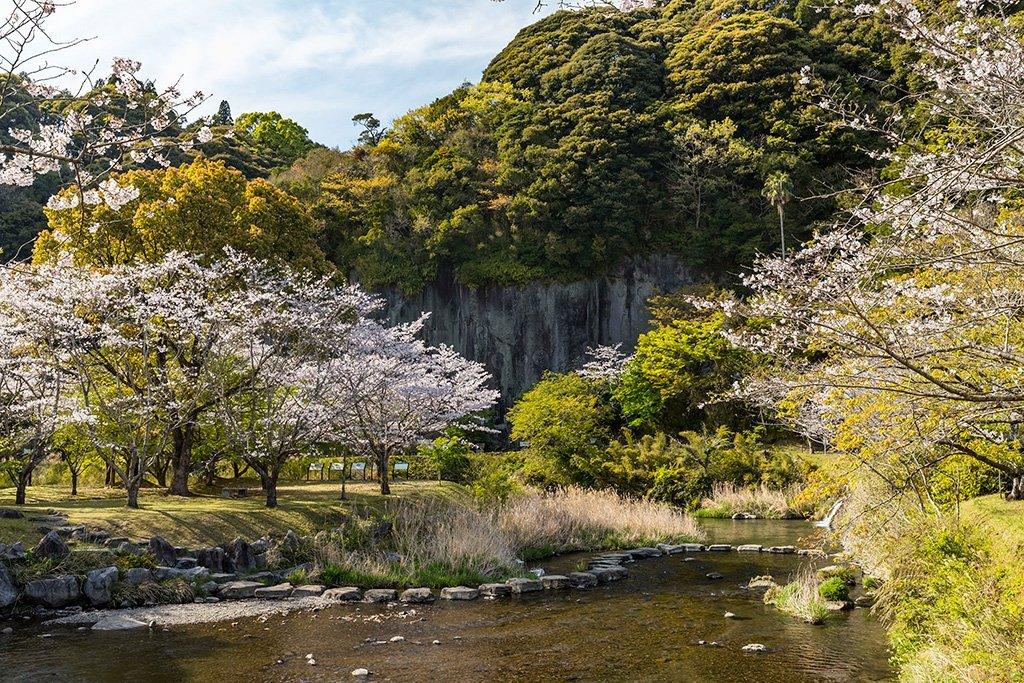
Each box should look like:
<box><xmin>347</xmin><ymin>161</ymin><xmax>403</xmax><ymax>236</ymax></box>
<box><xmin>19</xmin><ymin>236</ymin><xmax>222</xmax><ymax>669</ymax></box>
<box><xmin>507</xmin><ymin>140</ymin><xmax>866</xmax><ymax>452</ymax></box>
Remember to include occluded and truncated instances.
<box><xmin>0</xmin><ymin>520</ymin><xmax>892</xmax><ymax>682</ymax></box>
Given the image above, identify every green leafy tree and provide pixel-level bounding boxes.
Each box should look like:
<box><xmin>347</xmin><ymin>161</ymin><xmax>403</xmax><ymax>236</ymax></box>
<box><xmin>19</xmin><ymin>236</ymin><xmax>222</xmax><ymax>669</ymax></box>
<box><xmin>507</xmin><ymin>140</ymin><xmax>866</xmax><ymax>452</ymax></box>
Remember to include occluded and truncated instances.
<box><xmin>235</xmin><ymin>111</ymin><xmax>315</xmax><ymax>165</ymax></box>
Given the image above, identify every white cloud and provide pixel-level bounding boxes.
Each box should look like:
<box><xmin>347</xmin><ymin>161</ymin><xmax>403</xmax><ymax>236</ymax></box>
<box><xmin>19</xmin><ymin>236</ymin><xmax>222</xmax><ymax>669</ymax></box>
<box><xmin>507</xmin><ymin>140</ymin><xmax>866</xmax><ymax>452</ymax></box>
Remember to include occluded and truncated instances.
<box><xmin>44</xmin><ymin>0</ymin><xmax>551</xmax><ymax>146</ymax></box>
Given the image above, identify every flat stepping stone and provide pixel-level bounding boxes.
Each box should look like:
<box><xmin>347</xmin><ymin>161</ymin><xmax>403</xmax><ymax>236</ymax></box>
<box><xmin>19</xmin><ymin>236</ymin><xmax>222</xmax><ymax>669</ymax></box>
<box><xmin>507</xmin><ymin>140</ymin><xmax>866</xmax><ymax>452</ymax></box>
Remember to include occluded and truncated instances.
<box><xmin>399</xmin><ymin>587</ymin><xmax>435</xmax><ymax>604</ymax></box>
<box><xmin>291</xmin><ymin>584</ymin><xmax>325</xmax><ymax>598</ymax></box>
<box><xmin>567</xmin><ymin>572</ymin><xmax>598</xmax><ymax>589</ymax></box>
<box><xmin>681</xmin><ymin>544</ymin><xmax>706</xmax><ymax>552</ymax></box>
<box><xmin>478</xmin><ymin>583</ymin><xmax>511</xmax><ymax>597</ymax></box>
<box><xmin>254</xmin><ymin>583</ymin><xmax>293</xmax><ymax>599</ymax></box>
<box><xmin>506</xmin><ymin>578</ymin><xmax>543</xmax><ymax>594</ymax></box>
<box><xmin>628</xmin><ymin>547</ymin><xmax>662</xmax><ymax>559</ymax></box>
<box><xmin>736</xmin><ymin>544</ymin><xmax>763</xmax><ymax>552</ymax></box>
<box><xmin>594</xmin><ymin>552</ymin><xmax>632</xmax><ymax>563</ymax></box>
<box><xmin>540</xmin><ymin>575</ymin><xmax>571</xmax><ymax>590</ymax></box>
<box><xmin>209</xmin><ymin>573</ymin><xmax>238</xmax><ymax>584</ymax></box>
<box><xmin>91</xmin><ymin>616</ymin><xmax>150</xmax><ymax>631</ymax></box>
<box><xmin>363</xmin><ymin>588</ymin><xmax>398</xmax><ymax>603</ymax></box>
<box><xmin>589</xmin><ymin>566</ymin><xmax>628</xmax><ymax>583</ymax></box>
<box><xmin>657</xmin><ymin>544</ymin><xmax>685</xmax><ymax>555</ymax></box>
<box><xmin>324</xmin><ymin>587</ymin><xmax>363</xmax><ymax>602</ymax></box>
<box><xmin>440</xmin><ymin>586</ymin><xmax>479</xmax><ymax>600</ymax></box>
<box><xmin>766</xmin><ymin>546</ymin><xmax>796</xmax><ymax>554</ymax></box>
<box><xmin>219</xmin><ymin>581</ymin><xmax>263</xmax><ymax>599</ymax></box>
<box><xmin>708</xmin><ymin>544</ymin><xmax>733</xmax><ymax>552</ymax></box>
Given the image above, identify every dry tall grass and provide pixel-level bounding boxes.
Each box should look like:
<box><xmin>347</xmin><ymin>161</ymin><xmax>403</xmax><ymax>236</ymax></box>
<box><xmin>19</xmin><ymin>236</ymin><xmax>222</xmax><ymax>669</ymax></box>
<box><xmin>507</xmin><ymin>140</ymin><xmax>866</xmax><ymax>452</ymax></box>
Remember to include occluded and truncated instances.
<box><xmin>764</xmin><ymin>567</ymin><xmax>832</xmax><ymax>624</ymax></box>
<box><xmin>498</xmin><ymin>486</ymin><xmax>705</xmax><ymax>555</ymax></box>
<box><xmin>699</xmin><ymin>482</ymin><xmax>800</xmax><ymax>519</ymax></box>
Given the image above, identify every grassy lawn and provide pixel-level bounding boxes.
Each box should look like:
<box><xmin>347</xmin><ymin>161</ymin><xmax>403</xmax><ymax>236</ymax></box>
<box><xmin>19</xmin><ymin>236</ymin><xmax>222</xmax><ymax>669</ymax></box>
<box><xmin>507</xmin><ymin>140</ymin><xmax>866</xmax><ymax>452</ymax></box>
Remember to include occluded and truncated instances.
<box><xmin>0</xmin><ymin>478</ymin><xmax>466</xmax><ymax>548</ymax></box>
<box><xmin>962</xmin><ymin>494</ymin><xmax>1024</xmax><ymax>541</ymax></box>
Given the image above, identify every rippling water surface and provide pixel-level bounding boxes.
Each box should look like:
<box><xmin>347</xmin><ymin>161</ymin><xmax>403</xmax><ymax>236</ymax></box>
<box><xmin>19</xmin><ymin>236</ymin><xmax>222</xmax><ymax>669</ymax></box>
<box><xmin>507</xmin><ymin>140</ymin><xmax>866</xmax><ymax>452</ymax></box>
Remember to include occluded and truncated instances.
<box><xmin>0</xmin><ymin>519</ymin><xmax>892</xmax><ymax>682</ymax></box>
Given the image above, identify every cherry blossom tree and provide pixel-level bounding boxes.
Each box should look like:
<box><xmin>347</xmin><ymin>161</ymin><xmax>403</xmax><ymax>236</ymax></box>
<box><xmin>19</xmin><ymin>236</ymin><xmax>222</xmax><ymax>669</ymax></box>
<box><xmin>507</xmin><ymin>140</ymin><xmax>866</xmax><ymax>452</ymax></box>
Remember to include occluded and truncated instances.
<box><xmin>722</xmin><ymin>0</ymin><xmax>1024</xmax><ymax>499</ymax></box>
<box><xmin>334</xmin><ymin>315</ymin><xmax>499</xmax><ymax>495</ymax></box>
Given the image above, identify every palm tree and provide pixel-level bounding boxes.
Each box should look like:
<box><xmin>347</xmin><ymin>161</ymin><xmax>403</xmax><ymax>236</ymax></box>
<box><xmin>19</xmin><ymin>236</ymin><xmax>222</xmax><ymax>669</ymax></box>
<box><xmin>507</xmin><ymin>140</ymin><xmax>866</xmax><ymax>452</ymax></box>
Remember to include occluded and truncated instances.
<box><xmin>762</xmin><ymin>171</ymin><xmax>794</xmax><ymax>258</ymax></box>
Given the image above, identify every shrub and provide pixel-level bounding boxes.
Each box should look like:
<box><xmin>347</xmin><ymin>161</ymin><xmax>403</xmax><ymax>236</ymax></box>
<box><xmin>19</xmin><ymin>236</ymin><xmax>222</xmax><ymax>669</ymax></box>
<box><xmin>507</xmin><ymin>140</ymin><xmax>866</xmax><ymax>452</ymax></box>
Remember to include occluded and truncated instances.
<box><xmin>818</xmin><ymin>577</ymin><xmax>850</xmax><ymax>602</ymax></box>
<box><xmin>418</xmin><ymin>436</ymin><xmax>474</xmax><ymax>483</ymax></box>
<box><xmin>764</xmin><ymin>568</ymin><xmax>832</xmax><ymax>624</ymax></box>
<box><xmin>697</xmin><ymin>482</ymin><xmax>802</xmax><ymax>519</ymax></box>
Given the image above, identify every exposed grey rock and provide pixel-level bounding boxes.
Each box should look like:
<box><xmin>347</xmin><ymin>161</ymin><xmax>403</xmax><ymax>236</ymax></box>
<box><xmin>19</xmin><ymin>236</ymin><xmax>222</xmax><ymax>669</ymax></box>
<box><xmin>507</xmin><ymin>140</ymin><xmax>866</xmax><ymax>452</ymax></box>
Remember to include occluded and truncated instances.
<box><xmin>1</xmin><ymin>541</ymin><xmax>25</xmax><ymax>561</ymax></box>
<box><xmin>724</xmin><ymin>611</ymin><xmax>738</xmax><ymax>619</ymax></box>
<box><xmin>588</xmin><ymin>566</ymin><xmax>628</xmax><ymax>583</ymax></box>
<box><xmin>706</xmin><ymin>572</ymin><xmax>725</xmax><ymax>580</ymax></box>
<box><xmin>104</xmin><ymin>537</ymin><xmax>129</xmax><ymax>547</ymax></box>
<box><xmin>825</xmin><ymin>600</ymin><xmax>852</xmax><ymax>612</ymax></box>
<box><xmin>123</xmin><ymin>568</ymin><xmax>153</xmax><ymax>586</ymax></box>
<box><xmin>115</xmin><ymin>542</ymin><xmax>143</xmax><ymax>556</ymax></box>
<box><xmin>91</xmin><ymin>615</ymin><xmax>150</xmax><ymax>631</ymax></box>
<box><xmin>281</xmin><ymin>530</ymin><xmax>301</xmax><ymax>555</ymax></box>
<box><xmin>147</xmin><ymin>536</ymin><xmax>177</xmax><ymax>566</ymax></box>
<box><xmin>657</xmin><ymin>544</ymin><xmax>685</xmax><ymax>555</ymax></box>
<box><xmin>506</xmin><ymin>578</ymin><xmax>543</xmax><ymax>594</ymax></box>
<box><xmin>0</xmin><ymin>564</ymin><xmax>18</xmax><ymax>608</ymax></box>
<box><xmin>209</xmin><ymin>572</ymin><xmax>237</xmax><ymax>584</ymax></box>
<box><xmin>708</xmin><ymin>544</ymin><xmax>733</xmax><ymax>552</ymax></box>
<box><xmin>292</xmin><ymin>584</ymin><xmax>326</xmax><ymax>598</ymax></box>
<box><xmin>399</xmin><ymin>587</ymin><xmax>434</xmax><ymax>604</ymax></box>
<box><xmin>732</xmin><ymin>512</ymin><xmax>757</xmax><ymax>519</ymax></box>
<box><xmin>736</xmin><ymin>544</ymin><xmax>763</xmax><ymax>552</ymax></box>
<box><xmin>218</xmin><ymin>581</ymin><xmax>263</xmax><ymax>599</ymax></box>
<box><xmin>478</xmin><ymin>583</ymin><xmax>512</xmax><ymax>597</ymax></box>
<box><xmin>567</xmin><ymin>572</ymin><xmax>599</xmax><ymax>589</ymax></box>
<box><xmin>766</xmin><ymin>546</ymin><xmax>796</xmax><ymax>554</ymax></box>
<box><xmin>174</xmin><ymin>557</ymin><xmax>198</xmax><ymax>569</ymax></box>
<box><xmin>0</xmin><ymin>508</ymin><xmax>24</xmax><ymax>519</ymax></box>
<box><xmin>681</xmin><ymin>544</ymin><xmax>705</xmax><ymax>552</ymax></box>
<box><xmin>854</xmin><ymin>595</ymin><xmax>876</xmax><ymax>608</ymax></box>
<box><xmin>540</xmin><ymin>575</ymin><xmax>571</xmax><ymax>590</ymax></box>
<box><xmin>628</xmin><ymin>547</ymin><xmax>662</xmax><ymax>559</ymax></box>
<box><xmin>200</xmin><ymin>581</ymin><xmax>220</xmax><ymax>595</ymax></box>
<box><xmin>324</xmin><ymin>587</ymin><xmax>363</xmax><ymax>602</ymax></box>
<box><xmin>254</xmin><ymin>583</ymin><xmax>293</xmax><ymax>599</ymax></box>
<box><xmin>153</xmin><ymin>566</ymin><xmax>206</xmax><ymax>582</ymax></box>
<box><xmin>742</xmin><ymin>643</ymin><xmax>768</xmax><ymax>652</ymax></box>
<box><xmin>228</xmin><ymin>537</ymin><xmax>255</xmax><ymax>572</ymax></box>
<box><xmin>83</xmin><ymin>566</ymin><xmax>118</xmax><ymax>606</ymax></box>
<box><xmin>195</xmin><ymin>547</ymin><xmax>226</xmax><ymax>572</ymax></box>
<box><xmin>25</xmin><ymin>575</ymin><xmax>79</xmax><ymax>608</ymax></box>
<box><xmin>34</xmin><ymin>530</ymin><xmax>70</xmax><ymax>560</ymax></box>
<box><xmin>594</xmin><ymin>552</ymin><xmax>632</xmax><ymax>564</ymax></box>
<box><xmin>363</xmin><ymin>588</ymin><xmax>398</xmax><ymax>603</ymax></box>
<box><xmin>440</xmin><ymin>586</ymin><xmax>479</xmax><ymax>600</ymax></box>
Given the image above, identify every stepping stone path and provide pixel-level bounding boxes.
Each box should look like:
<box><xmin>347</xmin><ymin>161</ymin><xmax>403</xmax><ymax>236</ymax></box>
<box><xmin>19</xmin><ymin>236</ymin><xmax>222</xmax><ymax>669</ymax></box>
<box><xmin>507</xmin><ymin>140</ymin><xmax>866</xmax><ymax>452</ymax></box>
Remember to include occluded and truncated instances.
<box><xmin>363</xmin><ymin>589</ymin><xmax>398</xmax><ymax>603</ymax></box>
<box><xmin>507</xmin><ymin>578</ymin><xmax>542</xmax><ymax>594</ymax></box>
<box><xmin>219</xmin><ymin>581</ymin><xmax>263</xmax><ymax>599</ymax></box>
<box><xmin>399</xmin><ymin>587</ymin><xmax>435</xmax><ymax>604</ymax></box>
<box><xmin>478</xmin><ymin>583</ymin><xmax>511</xmax><ymax>597</ymax></box>
<box><xmin>291</xmin><ymin>585</ymin><xmax>325</xmax><ymax>598</ymax></box>
<box><xmin>440</xmin><ymin>586</ymin><xmax>479</xmax><ymax>600</ymax></box>
<box><xmin>628</xmin><ymin>547</ymin><xmax>662</xmax><ymax>559</ymax></box>
<box><xmin>766</xmin><ymin>546</ymin><xmax>796</xmax><ymax>554</ymax></box>
<box><xmin>708</xmin><ymin>544</ymin><xmax>733</xmax><ymax>552</ymax></box>
<box><xmin>254</xmin><ymin>583</ymin><xmax>293</xmax><ymax>600</ymax></box>
<box><xmin>540</xmin><ymin>575</ymin><xmax>571</xmax><ymax>590</ymax></box>
<box><xmin>325</xmin><ymin>587</ymin><xmax>363</xmax><ymax>602</ymax></box>
<box><xmin>737</xmin><ymin>544</ymin><xmax>762</xmax><ymax>552</ymax></box>
<box><xmin>567</xmin><ymin>572</ymin><xmax>599</xmax><ymax>589</ymax></box>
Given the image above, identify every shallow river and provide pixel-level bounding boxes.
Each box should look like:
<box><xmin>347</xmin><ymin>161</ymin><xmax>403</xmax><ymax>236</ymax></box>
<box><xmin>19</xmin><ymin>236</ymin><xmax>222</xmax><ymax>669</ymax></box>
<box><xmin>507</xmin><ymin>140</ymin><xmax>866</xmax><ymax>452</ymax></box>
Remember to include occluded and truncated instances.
<box><xmin>0</xmin><ymin>520</ymin><xmax>892</xmax><ymax>682</ymax></box>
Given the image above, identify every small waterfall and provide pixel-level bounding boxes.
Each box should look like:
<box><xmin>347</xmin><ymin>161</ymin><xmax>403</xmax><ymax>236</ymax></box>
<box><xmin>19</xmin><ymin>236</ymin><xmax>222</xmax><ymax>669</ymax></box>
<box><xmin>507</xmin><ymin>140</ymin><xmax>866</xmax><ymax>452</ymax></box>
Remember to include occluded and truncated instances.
<box><xmin>813</xmin><ymin>498</ymin><xmax>845</xmax><ymax>529</ymax></box>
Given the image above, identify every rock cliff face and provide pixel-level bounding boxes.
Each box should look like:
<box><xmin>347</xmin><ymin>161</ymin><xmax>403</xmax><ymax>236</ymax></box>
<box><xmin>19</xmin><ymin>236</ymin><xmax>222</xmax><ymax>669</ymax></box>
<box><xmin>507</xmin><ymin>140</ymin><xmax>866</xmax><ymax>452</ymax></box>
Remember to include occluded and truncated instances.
<box><xmin>379</xmin><ymin>255</ymin><xmax>692</xmax><ymax>403</ymax></box>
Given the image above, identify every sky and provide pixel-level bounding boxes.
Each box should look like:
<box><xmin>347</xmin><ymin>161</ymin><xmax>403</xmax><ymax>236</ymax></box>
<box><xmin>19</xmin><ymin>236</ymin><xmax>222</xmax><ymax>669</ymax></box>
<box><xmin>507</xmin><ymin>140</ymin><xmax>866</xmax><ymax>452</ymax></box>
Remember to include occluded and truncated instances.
<box><xmin>48</xmin><ymin>1</ymin><xmax>555</xmax><ymax>148</ymax></box>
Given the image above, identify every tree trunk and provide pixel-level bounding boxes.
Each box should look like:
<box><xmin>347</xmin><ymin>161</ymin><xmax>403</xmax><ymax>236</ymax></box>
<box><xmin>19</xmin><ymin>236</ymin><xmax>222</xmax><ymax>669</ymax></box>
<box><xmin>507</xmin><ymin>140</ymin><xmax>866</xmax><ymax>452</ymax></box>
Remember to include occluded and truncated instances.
<box><xmin>71</xmin><ymin>470</ymin><xmax>79</xmax><ymax>496</ymax></box>
<box><xmin>1009</xmin><ymin>475</ymin><xmax>1023</xmax><ymax>501</ymax></box>
<box><xmin>15</xmin><ymin>474</ymin><xmax>28</xmax><ymax>505</ymax></box>
<box><xmin>264</xmin><ymin>471</ymin><xmax>279</xmax><ymax>508</ymax></box>
<box><xmin>779</xmin><ymin>207</ymin><xmax>786</xmax><ymax>259</ymax></box>
<box><xmin>105</xmin><ymin>463</ymin><xmax>115</xmax><ymax>487</ymax></box>
<box><xmin>379</xmin><ymin>452</ymin><xmax>391</xmax><ymax>496</ymax></box>
<box><xmin>168</xmin><ymin>422</ymin><xmax>196</xmax><ymax>496</ymax></box>
<box><xmin>126</xmin><ymin>485</ymin><xmax>139</xmax><ymax>509</ymax></box>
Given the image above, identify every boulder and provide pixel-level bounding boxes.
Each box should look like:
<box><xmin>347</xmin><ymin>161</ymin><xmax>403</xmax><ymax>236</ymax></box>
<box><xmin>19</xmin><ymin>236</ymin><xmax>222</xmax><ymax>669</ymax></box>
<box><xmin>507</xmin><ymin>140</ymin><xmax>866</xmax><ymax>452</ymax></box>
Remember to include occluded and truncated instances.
<box><xmin>292</xmin><ymin>584</ymin><xmax>326</xmax><ymax>598</ymax></box>
<box><xmin>588</xmin><ymin>566</ymin><xmax>628</xmax><ymax>583</ymax></box>
<box><xmin>209</xmin><ymin>572</ymin><xmax>237</xmax><ymax>584</ymax></box>
<box><xmin>83</xmin><ymin>566</ymin><xmax>119</xmax><ymax>606</ymax></box>
<box><xmin>736</xmin><ymin>544</ymin><xmax>763</xmax><ymax>553</ymax></box>
<box><xmin>0</xmin><ymin>564</ymin><xmax>19</xmax><ymax>608</ymax></box>
<box><xmin>219</xmin><ymin>581</ymin><xmax>263</xmax><ymax>599</ymax></box>
<box><xmin>1</xmin><ymin>541</ymin><xmax>25</xmax><ymax>561</ymax></box>
<box><xmin>91</xmin><ymin>615</ymin><xmax>150</xmax><ymax>631</ymax></box>
<box><xmin>708</xmin><ymin>544</ymin><xmax>733</xmax><ymax>552</ymax></box>
<box><xmin>478</xmin><ymin>583</ymin><xmax>512</xmax><ymax>597</ymax></box>
<box><xmin>324</xmin><ymin>587</ymin><xmax>363</xmax><ymax>602</ymax></box>
<box><xmin>25</xmin><ymin>575</ymin><xmax>79</xmax><ymax>608</ymax></box>
<box><xmin>54</xmin><ymin>525</ymin><xmax>85</xmax><ymax>539</ymax></box>
<box><xmin>854</xmin><ymin>595</ymin><xmax>876</xmax><ymax>608</ymax></box>
<box><xmin>147</xmin><ymin>536</ymin><xmax>177</xmax><ymax>566</ymax></box>
<box><xmin>281</xmin><ymin>530</ymin><xmax>301</xmax><ymax>555</ymax></box>
<box><xmin>195</xmin><ymin>547</ymin><xmax>226</xmax><ymax>572</ymax></box>
<box><xmin>506</xmin><ymin>578</ymin><xmax>543</xmax><ymax>594</ymax></box>
<box><xmin>123</xmin><ymin>568</ymin><xmax>153</xmax><ymax>586</ymax></box>
<box><xmin>540</xmin><ymin>575</ymin><xmax>571</xmax><ymax>590</ymax></box>
<box><xmin>34</xmin><ymin>530</ymin><xmax>69</xmax><ymax>560</ymax></box>
<box><xmin>254</xmin><ymin>583</ymin><xmax>293</xmax><ymax>600</ymax></box>
<box><xmin>742</xmin><ymin>643</ymin><xmax>768</xmax><ymax>653</ymax></box>
<box><xmin>228</xmin><ymin>537</ymin><xmax>256</xmax><ymax>572</ymax></box>
<box><xmin>567</xmin><ymin>572</ymin><xmax>599</xmax><ymax>589</ymax></box>
<box><xmin>0</xmin><ymin>508</ymin><xmax>24</xmax><ymax>519</ymax></box>
<box><xmin>174</xmin><ymin>557</ymin><xmax>198</xmax><ymax>570</ymax></box>
<box><xmin>200</xmin><ymin>581</ymin><xmax>221</xmax><ymax>596</ymax></box>
<box><xmin>825</xmin><ymin>600</ymin><xmax>852</xmax><ymax>612</ymax></box>
<box><xmin>627</xmin><ymin>547</ymin><xmax>662</xmax><ymax>559</ymax></box>
<box><xmin>104</xmin><ymin>537</ymin><xmax>130</xmax><ymax>548</ymax></box>
<box><xmin>363</xmin><ymin>588</ymin><xmax>398</xmax><ymax>603</ymax></box>
<box><xmin>399</xmin><ymin>587</ymin><xmax>435</xmax><ymax>604</ymax></box>
<box><xmin>440</xmin><ymin>586</ymin><xmax>479</xmax><ymax>600</ymax></box>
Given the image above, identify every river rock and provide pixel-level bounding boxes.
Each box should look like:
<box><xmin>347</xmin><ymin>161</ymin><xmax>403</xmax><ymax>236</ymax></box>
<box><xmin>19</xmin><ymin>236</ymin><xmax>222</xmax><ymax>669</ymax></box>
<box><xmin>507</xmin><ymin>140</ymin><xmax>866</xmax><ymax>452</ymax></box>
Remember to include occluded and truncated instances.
<box><xmin>200</xmin><ymin>581</ymin><xmax>221</xmax><ymax>596</ymax></box>
<box><xmin>195</xmin><ymin>547</ymin><xmax>226</xmax><ymax>572</ymax></box>
<box><xmin>174</xmin><ymin>557</ymin><xmax>198</xmax><ymax>570</ymax></box>
<box><xmin>123</xmin><ymin>568</ymin><xmax>153</xmax><ymax>586</ymax></box>
<box><xmin>351</xmin><ymin>669</ymin><xmax>369</xmax><ymax>678</ymax></box>
<box><xmin>153</xmin><ymin>566</ymin><xmax>209</xmax><ymax>583</ymax></box>
<box><xmin>34</xmin><ymin>530</ymin><xmax>69</xmax><ymax>560</ymax></box>
<box><xmin>25</xmin><ymin>575</ymin><xmax>79</xmax><ymax>608</ymax></box>
<box><xmin>742</xmin><ymin>643</ymin><xmax>768</xmax><ymax>652</ymax></box>
<box><xmin>147</xmin><ymin>536</ymin><xmax>177</xmax><ymax>566</ymax></box>
<box><xmin>219</xmin><ymin>581</ymin><xmax>263</xmax><ymax>599</ymax></box>
<box><xmin>1</xmin><ymin>541</ymin><xmax>25</xmax><ymax>561</ymax></box>
<box><xmin>83</xmin><ymin>566</ymin><xmax>118</xmax><ymax>606</ymax></box>
<box><xmin>399</xmin><ymin>587</ymin><xmax>434</xmax><ymax>604</ymax></box>
<box><xmin>478</xmin><ymin>583</ymin><xmax>512</xmax><ymax>597</ymax></box>
<box><xmin>540</xmin><ymin>575</ymin><xmax>571</xmax><ymax>590</ymax></box>
<box><xmin>657</xmin><ymin>544</ymin><xmax>685</xmax><ymax>555</ymax></box>
<box><xmin>724</xmin><ymin>611</ymin><xmax>737</xmax><ymax>619</ymax></box>
<box><xmin>736</xmin><ymin>544</ymin><xmax>763</xmax><ymax>552</ymax></box>
<box><xmin>681</xmin><ymin>544</ymin><xmax>706</xmax><ymax>552</ymax></box>
<box><xmin>363</xmin><ymin>588</ymin><xmax>398</xmax><ymax>603</ymax></box>
<box><xmin>292</xmin><ymin>584</ymin><xmax>326</xmax><ymax>598</ymax></box>
<box><xmin>732</xmin><ymin>512</ymin><xmax>757</xmax><ymax>519</ymax></box>
<box><xmin>708</xmin><ymin>544</ymin><xmax>733</xmax><ymax>552</ymax></box>
<box><xmin>706</xmin><ymin>572</ymin><xmax>725</xmax><ymax>580</ymax></box>
<box><xmin>92</xmin><ymin>615</ymin><xmax>151</xmax><ymax>631</ymax></box>
<box><xmin>594</xmin><ymin>552</ymin><xmax>632</xmax><ymax>564</ymax></box>
<box><xmin>589</xmin><ymin>566</ymin><xmax>628</xmax><ymax>583</ymax></box>
<box><xmin>440</xmin><ymin>586</ymin><xmax>479</xmax><ymax>600</ymax></box>
<box><xmin>825</xmin><ymin>600</ymin><xmax>852</xmax><ymax>612</ymax></box>
<box><xmin>325</xmin><ymin>587</ymin><xmax>363</xmax><ymax>602</ymax></box>
<box><xmin>254</xmin><ymin>583</ymin><xmax>293</xmax><ymax>599</ymax></box>
<box><xmin>766</xmin><ymin>546</ymin><xmax>796</xmax><ymax>554</ymax></box>
<box><xmin>855</xmin><ymin>595</ymin><xmax>876</xmax><ymax>608</ymax></box>
<box><xmin>0</xmin><ymin>564</ymin><xmax>18</xmax><ymax>608</ymax></box>
<box><xmin>506</xmin><ymin>578</ymin><xmax>543</xmax><ymax>594</ymax></box>
<box><xmin>567</xmin><ymin>572</ymin><xmax>599</xmax><ymax>589</ymax></box>
<box><xmin>228</xmin><ymin>537</ymin><xmax>256</xmax><ymax>571</ymax></box>
<box><xmin>628</xmin><ymin>547</ymin><xmax>662</xmax><ymax>559</ymax></box>
<box><xmin>209</xmin><ymin>572</ymin><xmax>237</xmax><ymax>584</ymax></box>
